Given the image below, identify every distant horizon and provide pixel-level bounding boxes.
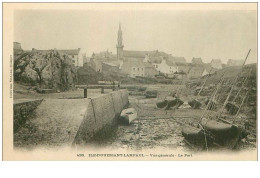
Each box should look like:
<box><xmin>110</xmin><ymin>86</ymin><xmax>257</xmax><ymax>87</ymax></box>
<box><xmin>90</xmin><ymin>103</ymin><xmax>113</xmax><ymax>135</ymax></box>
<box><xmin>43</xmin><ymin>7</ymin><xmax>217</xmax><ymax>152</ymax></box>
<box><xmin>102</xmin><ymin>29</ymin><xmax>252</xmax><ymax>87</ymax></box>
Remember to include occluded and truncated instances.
<box><xmin>14</xmin><ymin>9</ymin><xmax>257</xmax><ymax>64</ymax></box>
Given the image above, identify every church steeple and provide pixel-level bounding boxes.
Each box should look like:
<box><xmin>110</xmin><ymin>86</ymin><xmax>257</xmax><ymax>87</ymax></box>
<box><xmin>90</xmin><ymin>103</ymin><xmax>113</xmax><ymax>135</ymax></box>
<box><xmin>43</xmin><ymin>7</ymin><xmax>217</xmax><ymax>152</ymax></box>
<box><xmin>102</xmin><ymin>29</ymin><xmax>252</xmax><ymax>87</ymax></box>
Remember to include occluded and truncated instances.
<box><xmin>117</xmin><ymin>22</ymin><xmax>124</xmax><ymax>60</ymax></box>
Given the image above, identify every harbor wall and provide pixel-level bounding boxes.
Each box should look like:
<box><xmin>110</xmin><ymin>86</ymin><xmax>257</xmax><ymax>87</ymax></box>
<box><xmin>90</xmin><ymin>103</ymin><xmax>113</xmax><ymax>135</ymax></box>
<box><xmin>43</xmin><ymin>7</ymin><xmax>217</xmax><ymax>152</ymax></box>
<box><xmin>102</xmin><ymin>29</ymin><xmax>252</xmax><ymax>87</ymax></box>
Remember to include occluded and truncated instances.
<box><xmin>73</xmin><ymin>90</ymin><xmax>129</xmax><ymax>145</ymax></box>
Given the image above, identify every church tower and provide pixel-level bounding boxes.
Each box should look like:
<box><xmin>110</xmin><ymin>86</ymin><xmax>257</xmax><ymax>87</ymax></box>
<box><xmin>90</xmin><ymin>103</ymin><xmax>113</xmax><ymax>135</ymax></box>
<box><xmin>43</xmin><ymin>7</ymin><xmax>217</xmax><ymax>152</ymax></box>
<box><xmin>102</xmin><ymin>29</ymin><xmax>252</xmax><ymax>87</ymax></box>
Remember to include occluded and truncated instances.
<box><xmin>116</xmin><ymin>23</ymin><xmax>124</xmax><ymax>60</ymax></box>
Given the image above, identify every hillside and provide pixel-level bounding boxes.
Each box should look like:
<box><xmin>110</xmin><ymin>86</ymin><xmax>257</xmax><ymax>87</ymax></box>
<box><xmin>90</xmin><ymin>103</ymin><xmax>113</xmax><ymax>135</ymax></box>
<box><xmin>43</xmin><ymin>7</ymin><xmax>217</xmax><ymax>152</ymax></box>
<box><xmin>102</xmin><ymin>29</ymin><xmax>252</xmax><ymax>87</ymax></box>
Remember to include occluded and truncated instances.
<box><xmin>205</xmin><ymin>63</ymin><xmax>256</xmax><ymax>85</ymax></box>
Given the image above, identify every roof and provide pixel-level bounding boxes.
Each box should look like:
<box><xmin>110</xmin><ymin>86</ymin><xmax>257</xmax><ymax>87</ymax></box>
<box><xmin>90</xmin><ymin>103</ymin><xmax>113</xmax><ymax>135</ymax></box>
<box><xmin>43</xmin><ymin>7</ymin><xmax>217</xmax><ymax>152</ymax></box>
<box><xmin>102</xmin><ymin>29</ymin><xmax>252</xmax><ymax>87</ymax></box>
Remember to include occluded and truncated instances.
<box><xmin>165</xmin><ymin>59</ymin><xmax>177</xmax><ymax>66</ymax></box>
<box><xmin>121</xmin><ymin>59</ymin><xmax>154</xmax><ymax>74</ymax></box>
<box><xmin>188</xmin><ymin>66</ymin><xmax>205</xmax><ymax>75</ymax></box>
<box><xmin>204</xmin><ymin>63</ymin><xmax>219</xmax><ymax>73</ymax></box>
<box><xmin>150</xmin><ymin>57</ymin><xmax>177</xmax><ymax>66</ymax></box>
<box><xmin>149</xmin><ymin>56</ymin><xmax>163</xmax><ymax>64</ymax></box>
<box><xmin>123</xmin><ymin>50</ymin><xmax>169</xmax><ymax>58</ymax></box>
<box><xmin>102</xmin><ymin>60</ymin><xmax>121</xmax><ymax>67</ymax></box>
<box><xmin>169</xmin><ymin>56</ymin><xmax>187</xmax><ymax>64</ymax></box>
<box><xmin>58</xmin><ymin>49</ymin><xmax>80</xmax><ymax>55</ymax></box>
<box><xmin>192</xmin><ymin>57</ymin><xmax>204</xmax><ymax>65</ymax></box>
<box><xmin>149</xmin><ymin>50</ymin><xmax>169</xmax><ymax>58</ymax></box>
<box><xmin>211</xmin><ymin>59</ymin><xmax>222</xmax><ymax>64</ymax></box>
<box><xmin>123</xmin><ymin>50</ymin><xmax>150</xmax><ymax>58</ymax></box>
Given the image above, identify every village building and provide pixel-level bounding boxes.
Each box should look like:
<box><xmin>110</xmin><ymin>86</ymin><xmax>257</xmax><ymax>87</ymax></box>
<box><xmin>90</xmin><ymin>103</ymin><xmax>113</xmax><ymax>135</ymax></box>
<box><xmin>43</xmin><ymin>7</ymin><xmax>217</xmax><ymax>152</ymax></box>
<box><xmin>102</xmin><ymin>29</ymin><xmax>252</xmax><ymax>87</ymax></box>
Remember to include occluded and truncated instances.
<box><xmin>192</xmin><ymin>57</ymin><xmax>204</xmax><ymax>65</ymax></box>
<box><xmin>88</xmin><ymin>50</ymin><xmax>119</xmax><ymax>72</ymax></box>
<box><xmin>13</xmin><ymin>42</ymin><xmax>22</xmax><ymax>51</ymax></box>
<box><xmin>176</xmin><ymin>63</ymin><xmax>191</xmax><ymax>74</ymax></box>
<box><xmin>169</xmin><ymin>56</ymin><xmax>187</xmax><ymax>64</ymax></box>
<box><xmin>57</xmin><ymin>48</ymin><xmax>83</xmax><ymax>67</ymax></box>
<box><xmin>211</xmin><ymin>59</ymin><xmax>223</xmax><ymax>69</ymax></box>
<box><xmin>82</xmin><ymin>53</ymin><xmax>91</xmax><ymax>64</ymax></box>
<box><xmin>130</xmin><ymin>62</ymin><xmax>158</xmax><ymax>78</ymax></box>
<box><xmin>153</xmin><ymin>59</ymin><xmax>178</xmax><ymax>76</ymax></box>
<box><xmin>120</xmin><ymin>58</ymin><xmax>157</xmax><ymax>78</ymax></box>
<box><xmin>13</xmin><ymin>42</ymin><xmax>24</xmax><ymax>58</ymax></box>
<box><xmin>227</xmin><ymin>59</ymin><xmax>244</xmax><ymax>67</ymax></box>
<box><xmin>187</xmin><ymin>66</ymin><xmax>205</xmax><ymax>79</ymax></box>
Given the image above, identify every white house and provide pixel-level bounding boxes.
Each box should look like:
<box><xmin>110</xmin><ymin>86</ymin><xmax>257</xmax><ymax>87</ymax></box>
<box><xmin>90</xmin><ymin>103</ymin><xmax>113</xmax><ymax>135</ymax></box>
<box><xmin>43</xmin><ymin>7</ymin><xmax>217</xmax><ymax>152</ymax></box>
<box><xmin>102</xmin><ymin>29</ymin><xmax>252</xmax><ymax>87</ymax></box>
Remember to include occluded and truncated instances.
<box><xmin>153</xmin><ymin>59</ymin><xmax>178</xmax><ymax>75</ymax></box>
<box><xmin>59</xmin><ymin>48</ymin><xmax>83</xmax><ymax>67</ymax></box>
<box><xmin>130</xmin><ymin>62</ymin><xmax>158</xmax><ymax>78</ymax></box>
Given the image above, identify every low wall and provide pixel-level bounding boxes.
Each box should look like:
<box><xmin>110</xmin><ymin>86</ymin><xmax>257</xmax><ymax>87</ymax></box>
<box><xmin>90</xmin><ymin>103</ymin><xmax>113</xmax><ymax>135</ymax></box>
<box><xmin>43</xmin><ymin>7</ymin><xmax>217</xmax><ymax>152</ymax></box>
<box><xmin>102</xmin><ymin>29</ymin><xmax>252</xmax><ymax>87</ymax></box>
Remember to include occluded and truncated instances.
<box><xmin>13</xmin><ymin>99</ymin><xmax>43</xmax><ymax>133</ymax></box>
<box><xmin>73</xmin><ymin>90</ymin><xmax>129</xmax><ymax>145</ymax></box>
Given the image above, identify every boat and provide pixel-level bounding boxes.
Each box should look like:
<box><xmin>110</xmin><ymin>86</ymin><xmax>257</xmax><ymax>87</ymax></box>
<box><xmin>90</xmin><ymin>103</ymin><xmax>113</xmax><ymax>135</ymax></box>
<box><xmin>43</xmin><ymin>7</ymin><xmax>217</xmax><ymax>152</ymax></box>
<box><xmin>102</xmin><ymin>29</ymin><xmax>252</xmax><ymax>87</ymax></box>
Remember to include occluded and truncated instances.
<box><xmin>205</xmin><ymin>99</ymin><xmax>216</xmax><ymax>110</ymax></box>
<box><xmin>156</xmin><ymin>100</ymin><xmax>168</xmax><ymax>108</ymax></box>
<box><xmin>182</xmin><ymin>125</ymin><xmax>206</xmax><ymax>145</ymax></box>
<box><xmin>138</xmin><ymin>86</ymin><xmax>147</xmax><ymax>91</ymax></box>
<box><xmin>120</xmin><ymin>108</ymin><xmax>138</xmax><ymax>125</ymax></box>
<box><xmin>225</xmin><ymin>102</ymin><xmax>239</xmax><ymax>115</ymax></box>
<box><xmin>144</xmin><ymin>90</ymin><xmax>158</xmax><ymax>98</ymax></box>
<box><xmin>166</xmin><ymin>98</ymin><xmax>184</xmax><ymax>110</ymax></box>
<box><xmin>200</xmin><ymin>118</ymin><xmax>241</xmax><ymax>148</ymax></box>
<box><xmin>188</xmin><ymin>99</ymin><xmax>202</xmax><ymax>109</ymax></box>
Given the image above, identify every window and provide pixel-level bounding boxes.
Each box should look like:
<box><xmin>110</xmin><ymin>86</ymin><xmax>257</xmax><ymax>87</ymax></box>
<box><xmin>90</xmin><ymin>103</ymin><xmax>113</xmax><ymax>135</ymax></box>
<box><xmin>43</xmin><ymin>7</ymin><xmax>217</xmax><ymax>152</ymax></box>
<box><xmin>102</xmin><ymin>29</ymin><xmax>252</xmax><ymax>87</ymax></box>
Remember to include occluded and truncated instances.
<box><xmin>138</xmin><ymin>68</ymin><xmax>139</xmax><ymax>71</ymax></box>
<box><xmin>72</xmin><ymin>55</ymin><xmax>74</xmax><ymax>58</ymax></box>
<box><xmin>133</xmin><ymin>68</ymin><xmax>135</xmax><ymax>71</ymax></box>
<box><xmin>72</xmin><ymin>60</ymin><xmax>75</xmax><ymax>63</ymax></box>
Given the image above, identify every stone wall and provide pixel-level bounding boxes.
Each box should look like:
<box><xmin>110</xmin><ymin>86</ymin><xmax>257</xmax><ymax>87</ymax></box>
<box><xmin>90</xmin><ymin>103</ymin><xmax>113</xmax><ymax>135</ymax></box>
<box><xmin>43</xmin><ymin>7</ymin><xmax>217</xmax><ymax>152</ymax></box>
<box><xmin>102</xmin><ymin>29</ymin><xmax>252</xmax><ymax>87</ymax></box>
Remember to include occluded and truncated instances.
<box><xmin>13</xmin><ymin>99</ymin><xmax>43</xmax><ymax>133</ymax></box>
<box><xmin>73</xmin><ymin>90</ymin><xmax>129</xmax><ymax>145</ymax></box>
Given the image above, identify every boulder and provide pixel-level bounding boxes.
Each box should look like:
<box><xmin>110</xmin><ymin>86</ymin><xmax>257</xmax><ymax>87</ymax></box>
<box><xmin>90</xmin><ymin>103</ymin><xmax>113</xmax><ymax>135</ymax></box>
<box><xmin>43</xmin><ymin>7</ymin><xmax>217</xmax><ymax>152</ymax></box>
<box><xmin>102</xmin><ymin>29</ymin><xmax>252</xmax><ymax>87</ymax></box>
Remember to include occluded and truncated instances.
<box><xmin>14</xmin><ymin>50</ymin><xmax>77</xmax><ymax>91</ymax></box>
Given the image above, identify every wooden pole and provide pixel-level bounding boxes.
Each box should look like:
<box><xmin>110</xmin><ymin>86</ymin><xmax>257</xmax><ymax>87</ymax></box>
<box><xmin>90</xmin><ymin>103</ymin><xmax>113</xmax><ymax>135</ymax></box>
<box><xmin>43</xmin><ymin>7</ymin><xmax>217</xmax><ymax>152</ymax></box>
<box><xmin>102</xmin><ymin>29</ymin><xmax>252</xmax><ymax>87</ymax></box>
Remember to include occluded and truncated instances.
<box><xmin>235</xmin><ymin>90</ymin><xmax>249</xmax><ymax>117</ymax></box>
<box><xmin>232</xmin><ymin>68</ymin><xmax>251</xmax><ymax>102</ymax></box>
<box><xmin>84</xmin><ymin>88</ymin><xmax>88</xmax><ymax>98</ymax></box>
<box><xmin>217</xmin><ymin>49</ymin><xmax>251</xmax><ymax>120</ymax></box>
<box><xmin>197</xmin><ymin>68</ymin><xmax>213</xmax><ymax>96</ymax></box>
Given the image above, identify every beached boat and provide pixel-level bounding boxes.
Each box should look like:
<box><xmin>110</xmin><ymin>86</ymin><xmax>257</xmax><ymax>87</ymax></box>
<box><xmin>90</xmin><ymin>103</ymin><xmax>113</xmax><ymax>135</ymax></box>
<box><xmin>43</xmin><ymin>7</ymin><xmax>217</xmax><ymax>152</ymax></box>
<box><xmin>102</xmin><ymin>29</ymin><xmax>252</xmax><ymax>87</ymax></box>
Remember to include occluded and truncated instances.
<box><xmin>120</xmin><ymin>108</ymin><xmax>138</xmax><ymax>125</ymax></box>
<box><xmin>156</xmin><ymin>100</ymin><xmax>168</xmax><ymax>108</ymax></box>
<box><xmin>200</xmin><ymin>118</ymin><xmax>241</xmax><ymax>148</ymax></box>
<box><xmin>144</xmin><ymin>90</ymin><xmax>158</xmax><ymax>98</ymax></box>
<box><xmin>188</xmin><ymin>99</ymin><xmax>202</xmax><ymax>109</ymax></box>
<box><xmin>166</xmin><ymin>98</ymin><xmax>184</xmax><ymax>110</ymax></box>
<box><xmin>182</xmin><ymin>125</ymin><xmax>207</xmax><ymax>145</ymax></box>
<box><xmin>225</xmin><ymin>102</ymin><xmax>239</xmax><ymax>115</ymax></box>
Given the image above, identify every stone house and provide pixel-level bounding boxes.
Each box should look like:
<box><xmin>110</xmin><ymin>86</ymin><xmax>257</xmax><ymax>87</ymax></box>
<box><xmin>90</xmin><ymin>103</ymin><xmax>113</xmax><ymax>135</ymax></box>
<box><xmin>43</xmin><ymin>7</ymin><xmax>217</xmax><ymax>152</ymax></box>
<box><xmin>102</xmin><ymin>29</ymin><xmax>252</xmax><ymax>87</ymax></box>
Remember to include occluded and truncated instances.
<box><xmin>130</xmin><ymin>62</ymin><xmax>158</xmax><ymax>78</ymax></box>
<box><xmin>187</xmin><ymin>66</ymin><xmax>205</xmax><ymax>79</ymax></box>
<box><xmin>211</xmin><ymin>59</ymin><xmax>223</xmax><ymax>69</ymax></box>
<box><xmin>192</xmin><ymin>57</ymin><xmax>204</xmax><ymax>65</ymax></box>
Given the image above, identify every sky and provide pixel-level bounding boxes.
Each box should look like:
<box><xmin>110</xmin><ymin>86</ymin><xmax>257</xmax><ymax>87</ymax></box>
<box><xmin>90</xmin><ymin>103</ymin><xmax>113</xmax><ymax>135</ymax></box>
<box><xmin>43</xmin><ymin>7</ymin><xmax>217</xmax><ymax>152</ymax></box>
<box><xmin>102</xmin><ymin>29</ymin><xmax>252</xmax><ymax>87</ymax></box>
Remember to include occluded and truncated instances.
<box><xmin>14</xmin><ymin>9</ymin><xmax>257</xmax><ymax>64</ymax></box>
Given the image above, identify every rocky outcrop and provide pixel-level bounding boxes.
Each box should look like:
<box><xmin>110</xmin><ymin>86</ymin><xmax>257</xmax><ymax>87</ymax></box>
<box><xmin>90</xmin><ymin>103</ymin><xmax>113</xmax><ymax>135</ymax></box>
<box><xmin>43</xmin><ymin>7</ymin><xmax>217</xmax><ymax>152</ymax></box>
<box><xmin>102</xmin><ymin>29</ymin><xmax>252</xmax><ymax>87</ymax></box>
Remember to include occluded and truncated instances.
<box><xmin>14</xmin><ymin>50</ymin><xmax>77</xmax><ymax>91</ymax></box>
